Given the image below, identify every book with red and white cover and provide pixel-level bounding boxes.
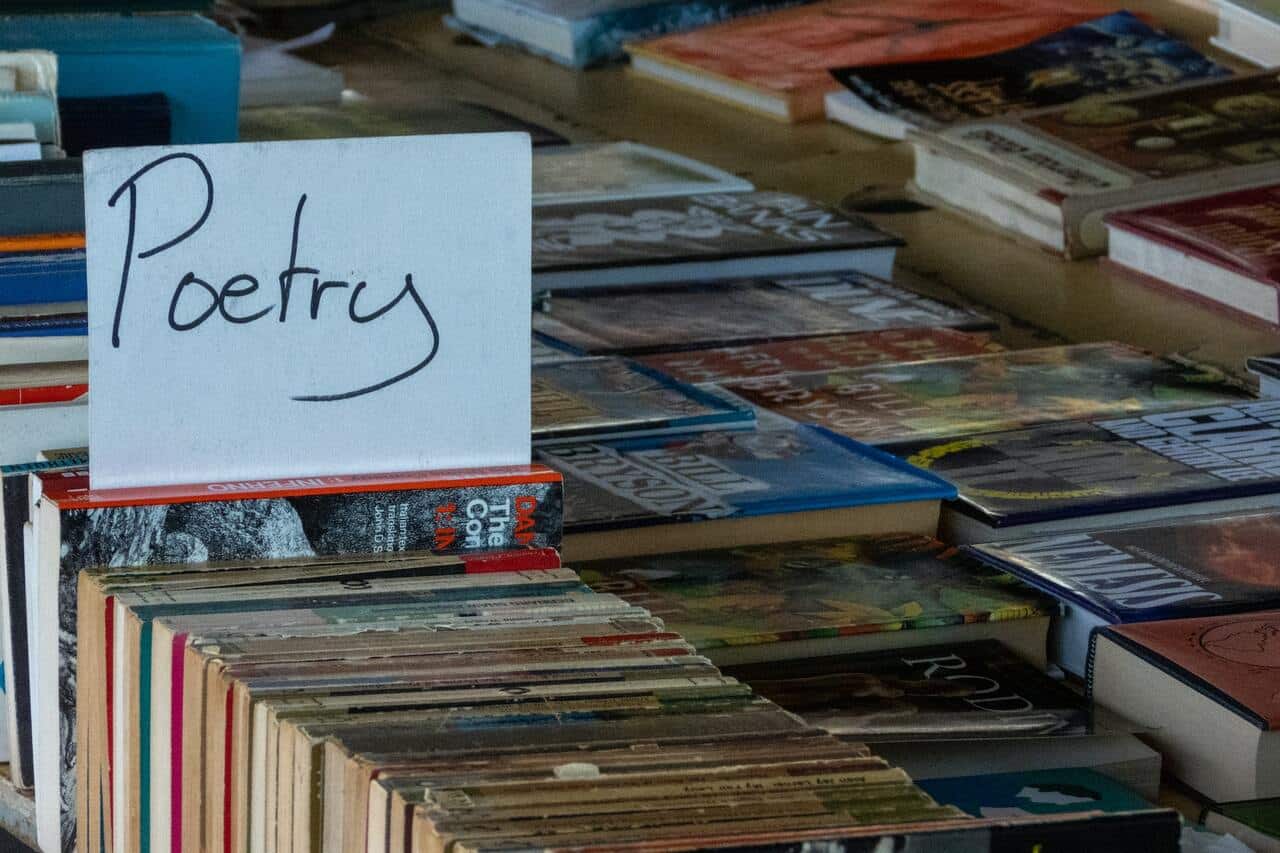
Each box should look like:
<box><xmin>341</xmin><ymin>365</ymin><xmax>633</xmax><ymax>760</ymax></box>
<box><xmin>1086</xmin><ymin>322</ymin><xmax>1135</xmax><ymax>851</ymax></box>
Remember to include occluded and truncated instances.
<box><xmin>29</xmin><ymin>464</ymin><xmax>563</xmax><ymax>853</ymax></box>
<box><xmin>1106</xmin><ymin>184</ymin><xmax>1280</xmax><ymax>326</ymax></box>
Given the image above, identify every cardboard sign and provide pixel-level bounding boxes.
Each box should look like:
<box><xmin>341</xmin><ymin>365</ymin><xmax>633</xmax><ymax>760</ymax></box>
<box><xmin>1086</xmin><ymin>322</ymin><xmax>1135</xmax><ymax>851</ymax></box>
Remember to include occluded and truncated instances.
<box><xmin>85</xmin><ymin>135</ymin><xmax>531</xmax><ymax>489</ymax></box>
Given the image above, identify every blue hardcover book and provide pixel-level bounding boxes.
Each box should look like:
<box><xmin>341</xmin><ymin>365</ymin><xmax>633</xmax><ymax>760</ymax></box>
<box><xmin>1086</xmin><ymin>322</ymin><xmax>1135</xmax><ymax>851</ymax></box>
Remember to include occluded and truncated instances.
<box><xmin>966</xmin><ymin>511</ymin><xmax>1280</xmax><ymax>676</ymax></box>
<box><xmin>533</xmin><ymin>356</ymin><xmax>754</xmax><ymax>443</ymax></box>
<box><xmin>0</xmin><ymin>14</ymin><xmax>239</xmax><ymax>144</ymax></box>
<box><xmin>830</xmin><ymin>10</ymin><xmax>1232</xmax><ymax>139</ymax></box>
<box><xmin>0</xmin><ymin>251</ymin><xmax>86</xmax><ymax>306</ymax></box>
<box><xmin>450</xmin><ymin>0</ymin><xmax>806</xmax><ymax>68</ymax></box>
<box><xmin>920</xmin><ymin>768</ymin><xmax>1154</xmax><ymax>820</ymax></box>
<box><xmin>537</xmin><ymin>421</ymin><xmax>956</xmax><ymax>559</ymax></box>
<box><xmin>896</xmin><ymin>400</ymin><xmax>1280</xmax><ymax>544</ymax></box>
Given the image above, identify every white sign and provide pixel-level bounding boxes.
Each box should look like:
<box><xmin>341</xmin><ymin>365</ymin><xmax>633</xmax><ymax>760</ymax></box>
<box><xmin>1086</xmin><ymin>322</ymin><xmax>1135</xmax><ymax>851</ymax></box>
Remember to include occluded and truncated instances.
<box><xmin>85</xmin><ymin>134</ymin><xmax>531</xmax><ymax>489</ymax></box>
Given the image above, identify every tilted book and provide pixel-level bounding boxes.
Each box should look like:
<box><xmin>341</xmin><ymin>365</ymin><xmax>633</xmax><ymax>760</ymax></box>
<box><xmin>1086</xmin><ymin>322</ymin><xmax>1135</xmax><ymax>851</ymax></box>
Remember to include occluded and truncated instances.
<box><xmin>28</xmin><ymin>465</ymin><xmax>562</xmax><ymax>853</ymax></box>
<box><xmin>968</xmin><ymin>512</ymin><xmax>1280</xmax><ymax>676</ymax></box>
<box><xmin>532</xmin><ymin>192</ymin><xmax>902</xmax><ymax>290</ymax></box>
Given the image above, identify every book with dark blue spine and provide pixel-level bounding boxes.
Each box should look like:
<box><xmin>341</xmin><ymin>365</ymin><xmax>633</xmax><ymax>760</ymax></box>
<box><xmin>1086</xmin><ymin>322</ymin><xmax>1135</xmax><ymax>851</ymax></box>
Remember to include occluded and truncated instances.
<box><xmin>966</xmin><ymin>511</ymin><xmax>1280</xmax><ymax>676</ymax></box>
<box><xmin>537</xmin><ymin>422</ymin><xmax>956</xmax><ymax>560</ymax></box>
<box><xmin>532</xmin><ymin>356</ymin><xmax>755</xmax><ymax>443</ymax></box>
<box><xmin>0</xmin><ymin>251</ymin><xmax>86</xmax><ymax>306</ymax></box>
<box><xmin>897</xmin><ymin>400</ymin><xmax>1280</xmax><ymax>543</ymax></box>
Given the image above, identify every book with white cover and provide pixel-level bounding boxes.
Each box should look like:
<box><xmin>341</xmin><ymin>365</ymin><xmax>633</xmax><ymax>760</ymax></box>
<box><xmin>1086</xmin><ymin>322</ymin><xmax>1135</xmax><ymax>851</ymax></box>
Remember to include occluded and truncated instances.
<box><xmin>1212</xmin><ymin>0</ymin><xmax>1280</xmax><ymax>66</ymax></box>
<box><xmin>533</xmin><ymin>142</ymin><xmax>752</xmax><ymax>206</ymax></box>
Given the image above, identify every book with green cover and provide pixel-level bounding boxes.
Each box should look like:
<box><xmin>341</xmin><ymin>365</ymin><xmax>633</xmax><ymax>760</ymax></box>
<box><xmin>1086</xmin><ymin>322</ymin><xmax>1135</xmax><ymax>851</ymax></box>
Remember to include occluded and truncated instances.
<box><xmin>577</xmin><ymin>534</ymin><xmax>1051</xmax><ymax>666</ymax></box>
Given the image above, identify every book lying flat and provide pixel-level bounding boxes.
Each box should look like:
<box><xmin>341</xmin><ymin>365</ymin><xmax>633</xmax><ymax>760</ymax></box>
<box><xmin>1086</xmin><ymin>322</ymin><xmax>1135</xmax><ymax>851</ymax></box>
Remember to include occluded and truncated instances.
<box><xmin>531</xmin><ymin>356</ymin><xmax>754</xmax><ymax>443</ymax></box>
<box><xmin>532</xmin><ymin>142</ymin><xmax>752</xmax><ymax>206</ymax></box>
<box><xmin>1090</xmin><ymin>610</ymin><xmax>1280</xmax><ymax>802</ymax></box>
<box><xmin>537</xmin><ymin>422</ymin><xmax>955</xmax><ymax>561</ymax></box>
<box><xmin>968</xmin><ymin>512</ymin><xmax>1280</xmax><ymax>676</ymax></box>
<box><xmin>828</xmin><ymin>11</ymin><xmax>1230</xmax><ymax>140</ymax></box>
<box><xmin>532</xmin><ymin>192</ymin><xmax>902</xmax><ymax>290</ymax></box>
<box><xmin>918</xmin><ymin>768</ymin><xmax>1155</xmax><ymax>820</ymax></box>
<box><xmin>577</xmin><ymin>533</ymin><xmax>1050</xmax><ymax>666</ymax></box>
<box><xmin>533</xmin><ymin>272</ymin><xmax>990</xmax><ymax>355</ymax></box>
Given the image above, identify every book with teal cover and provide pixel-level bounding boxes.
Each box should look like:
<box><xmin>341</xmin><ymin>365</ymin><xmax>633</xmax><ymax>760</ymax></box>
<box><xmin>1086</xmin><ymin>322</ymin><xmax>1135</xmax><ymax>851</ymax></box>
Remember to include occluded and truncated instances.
<box><xmin>577</xmin><ymin>533</ymin><xmax>1049</xmax><ymax>656</ymax></box>
<box><xmin>919</xmin><ymin>768</ymin><xmax>1154</xmax><ymax>819</ymax></box>
<box><xmin>0</xmin><ymin>14</ymin><xmax>239</xmax><ymax>144</ymax></box>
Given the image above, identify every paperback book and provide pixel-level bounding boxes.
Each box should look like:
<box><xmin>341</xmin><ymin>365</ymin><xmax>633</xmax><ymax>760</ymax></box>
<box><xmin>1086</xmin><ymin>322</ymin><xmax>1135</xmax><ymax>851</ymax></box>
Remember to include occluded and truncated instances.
<box><xmin>898</xmin><ymin>400</ymin><xmax>1280</xmax><ymax>542</ymax></box>
<box><xmin>535</xmin><ymin>422</ymin><xmax>955</xmax><ymax>560</ymax></box>
<box><xmin>919</xmin><ymin>767</ymin><xmax>1155</xmax><ymax>819</ymax></box>
<box><xmin>1089</xmin><ymin>609</ymin><xmax>1280</xmax><ymax>801</ymax></box>
<box><xmin>909</xmin><ymin>72</ymin><xmax>1280</xmax><ymax>257</ymax></box>
<box><xmin>532</xmin><ymin>141</ymin><xmax>752</xmax><ymax>205</ymax></box>
<box><xmin>968</xmin><ymin>512</ymin><xmax>1280</xmax><ymax>676</ymax></box>
<box><xmin>533</xmin><ymin>271</ymin><xmax>991</xmax><ymax>355</ymax></box>
<box><xmin>828</xmin><ymin>11</ymin><xmax>1230</xmax><ymax>140</ymax></box>
<box><xmin>577</xmin><ymin>533</ymin><xmax>1050</xmax><ymax>665</ymax></box>
<box><xmin>532</xmin><ymin>192</ymin><xmax>902</xmax><ymax>290</ymax></box>
<box><xmin>717</xmin><ymin>343</ymin><xmax>1250</xmax><ymax>449</ymax></box>
<box><xmin>531</xmin><ymin>356</ymin><xmax>754</xmax><ymax>442</ymax></box>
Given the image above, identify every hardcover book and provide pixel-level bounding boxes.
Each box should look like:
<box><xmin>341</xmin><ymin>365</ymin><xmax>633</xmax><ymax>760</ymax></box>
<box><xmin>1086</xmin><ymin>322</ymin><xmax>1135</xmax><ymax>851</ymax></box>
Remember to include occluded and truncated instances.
<box><xmin>968</xmin><ymin>512</ymin><xmax>1280</xmax><ymax>676</ymax></box>
<box><xmin>533</xmin><ymin>272</ymin><xmax>991</xmax><ymax>355</ymax></box>
<box><xmin>1106</xmin><ymin>183</ymin><xmax>1280</xmax><ymax>326</ymax></box>
<box><xmin>638</xmin><ymin>328</ymin><xmax>998</xmax><ymax>383</ymax></box>
<box><xmin>531</xmin><ymin>356</ymin><xmax>754</xmax><ymax>442</ymax></box>
<box><xmin>449</xmin><ymin>0</ymin><xmax>807</xmax><ymax>68</ymax></box>
<box><xmin>30</xmin><ymin>465</ymin><xmax>563</xmax><ymax>853</ymax></box>
<box><xmin>717</xmin><ymin>343</ymin><xmax>1250</xmax><ymax>449</ymax></box>
<box><xmin>1089</xmin><ymin>610</ymin><xmax>1280</xmax><ymax>801</ymax></box>
<box><xmin>535</xmin><ymin>422</ymin><xmax>956</xmax><ymax>560</ymax></box>
<box><xmin>532</xmin><ymin>192</ymin><xmax>902</xmax><ymax>290</ymax></box>
<box><xmin>897</xmin><ymin>400</ymin><xmax>1280</xmax><ymax>542</ymax></box>
<box><xmin>577</xmin><ymin>534</ymin><xmax>1050</xmax><ymax>665</ymax></box>
<box><xmin>829</xmin><ymin>11</ymin><xmax>1230</xmax><ymax>140</ymax></box>
<box><xmin>910</xmin><ymin>71</ymin><xmax>1280</xmax><ymax>258</ymax></box>
<box><xmin>626</xmin><ymin>0</ymin><xmax>1108</xmax><ymax>122</ymax></box>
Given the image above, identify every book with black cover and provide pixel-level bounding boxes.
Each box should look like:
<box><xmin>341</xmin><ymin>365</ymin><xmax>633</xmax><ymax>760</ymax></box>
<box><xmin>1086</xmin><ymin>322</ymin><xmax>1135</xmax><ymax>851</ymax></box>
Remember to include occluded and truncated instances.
<box><xmin>533</xmin><ymin>272</ymin><xmax>991</xmax><ymax>355</ymax></box>
<box><xmin>898</xmin><ymin>400</ymin><xmax>1280</xmax><ymax>542</ymax></box>
<box><xmin>532</xmin><ymin>356</ymin><xmax>754</xmax><ymax>442</ymax></box>
<box><xmin>968</xmin><ymin>512</ymin><xmax>1280</xmax><ymax>675</ymax></box>
<box><xmin>532</xmin><ymin>192</ymin><xmax>903</xmax><ymax>291</ymax></box>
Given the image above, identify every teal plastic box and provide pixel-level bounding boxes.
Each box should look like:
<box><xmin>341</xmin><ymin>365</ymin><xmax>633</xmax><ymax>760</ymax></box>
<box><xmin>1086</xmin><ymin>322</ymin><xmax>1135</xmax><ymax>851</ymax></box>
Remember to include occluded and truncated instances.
<box><xmin>0</xmin><ymin>13</ymin><xmax>240</xmax><ymax>144</ymax></box>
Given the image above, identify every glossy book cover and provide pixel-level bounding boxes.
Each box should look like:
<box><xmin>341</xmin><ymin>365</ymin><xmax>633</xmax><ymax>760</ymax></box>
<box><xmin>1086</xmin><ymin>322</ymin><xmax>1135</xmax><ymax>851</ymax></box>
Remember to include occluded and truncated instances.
<box><xmin>898</xmin><ymin>400</ymin><xmax>1280</xmax><ymax>527</ymax></box>
<box><xmin>638</xmin><ymin>328</ymin><xmax>997</xmax><ymax>384</ymax></box>
<box><xmin>833</xmin><ymin>12</ymin><xmax>1229</xmax><ymax>132</ymax></box>
<box><xmin>718</xmin><ymin>343</ymin><xmax>1251</xmax><ymax>448</ymax></box>
<box><xmin>577</xmin><ymin>534</ymin><xmax>1048</xmax><ymax>653</ymax></box>
<box><xmin>531</xmin><ymin>356</ymin><xmax>754</xmax><ymax>442</ymax></box>
<box><xmin>919</xmin><ymin>768</ymin><xmax>1153</xmax><ymax>819</ymax></box>
<box><xmin>722</xmin><ymin>639</ymin><xmax>1095</xmax><ymax>739</ymax></box>
<box><xmin>534</xmin><ymin>423</ymin><xmax>954</xmax><ymax>531</ymax></box>
<box><xmin>968</xmin><ymin>512</ymin><xmax>1280</xmax><ymax>623</ymax></box>
<box><xmin>533</xmin><ymin>273</ymin><xmax>989</xmax><ymax>356</ymax></box>
<box><xmin>1093</xmin><ymin>609</ymin><xmax>1280</xmax><ymax>729</ymax></box>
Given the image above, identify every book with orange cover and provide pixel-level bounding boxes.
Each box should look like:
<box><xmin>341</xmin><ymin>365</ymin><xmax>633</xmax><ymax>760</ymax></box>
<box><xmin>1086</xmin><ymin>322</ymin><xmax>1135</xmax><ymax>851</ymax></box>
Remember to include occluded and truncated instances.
<box><xmin>627</xmin><ymin>0</ymin><xmax>1112</xmax><ymax>122</ymax></box>
<box><xmin>0</xmin><ymin>233</ymin><xmax>84</xmax><ymax>254</ymax></box>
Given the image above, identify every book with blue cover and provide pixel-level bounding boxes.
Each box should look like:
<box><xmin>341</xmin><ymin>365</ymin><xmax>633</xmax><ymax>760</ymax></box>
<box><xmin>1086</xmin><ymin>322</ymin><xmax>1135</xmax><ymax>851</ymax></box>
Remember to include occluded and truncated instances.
<box><xmin>536</xmin><ymin>422</ymin><xmax>956</xmax><ymax>560</ymax></box>
<box><xmin>898</xmin><ymin>399</ymin><xmax>1280</xmax><ymax>542</ymax></box>
<box><xmin>450</xmin><ymin>0</ymin><xmax>807</xmax><ymax>68</ymax></box>
<box><xmin>919</xmin><ymin>768</ymin><xmax>1154</xmax><ymax>820</ymax></box>
<box><xmin>829</xmin><ymin>11</ymin><xmax>1232</xmax><ymax>140</ymax></box>
<box><xmin>0</xmin><ymin>250</ymin><xmax>86</xmax><ymax>306</ymax></box>
<box><xmin>967</xmin><ymin>511</ymin><xmax>1280</xmax><ymax>675</ymax></box>
<box><xmin>532</xmin><ymin>356</ymin><xmax>754</xmax><ymax>443</ymax></box>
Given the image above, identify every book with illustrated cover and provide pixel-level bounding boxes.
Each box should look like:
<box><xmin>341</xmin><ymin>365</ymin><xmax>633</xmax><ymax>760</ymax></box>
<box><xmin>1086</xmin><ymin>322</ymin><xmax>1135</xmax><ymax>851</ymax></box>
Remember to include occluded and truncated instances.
<box><xmin>535</xmin><ymin>422</ymin><xmax>955</xmax><ymax>560</ymax></box>
<box><xmin>968</xmin><ymin>512</ymin><xmax>1280</xmax><ymax>676</ymax></box>
<box><xmin>577</xmin><ymin>533</ymin><xmax>1051</xmax><ymax>666</ymax></box>
<box><xmin>1089</xmin><ymin>609</ymin><xmax>1280</xmax><ymax>801</ymax></box>
<box><xmin>532</xmin><ymin>192</ymin><xmax>902</xmax><ymax>290</ymax></box>
<box><xmin>828</xmin><ymin>11</ymin><xmax>1230</xmax><ymax>140</ymax></box>
<box><xmin>532</xmin><ymin>142</ymin><xmax>752</xmax><ymax>206</ymax></box>
<box><xmin>30</xmin><ymin>465</ymin><xmax>563</xmax><ymax>853</ymax></box>
<box><xmin>918</xmin><ymin>767</ymin><xmax>1154</xmax><ymax>819</ymax></box>
<box><xmin>898</xmin><ymin>400</ymin><xmax>1280</xmax><ymax>542</ymax></box>
<box><xmin>532</xmin><ymin>356</ymin><xmax>754</xmax><ymax>442</ymax></box>
<box><xmin>638</xmin><ymin>328</ymin><xmax>998</xmax><ymax>383</ymax></box>
<box><xmin>533</xmin><ymin>272</ymin><xmax>991</xmax><ymax>355</ymax></box>
<box><xmin>718</xmin><ymin>343</ymin><xmax>1251</xmax><ymax>449</ymax></box>
<box><xmin>626</xmin><ymin>0</ymin><xmax>1108</xmax><ymax>122</ymax></box>
<box><xmin>910</xmin><ymin>72</ymin><xmax>1280</xmax><ymax>258</ymax></box>
<box><xmin>1105</xmin><ymin>183</ymin><xmax>1280</xmax><ymax>327</ymax></box>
